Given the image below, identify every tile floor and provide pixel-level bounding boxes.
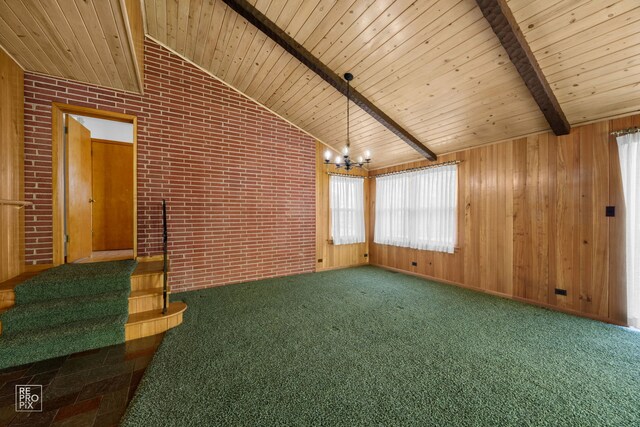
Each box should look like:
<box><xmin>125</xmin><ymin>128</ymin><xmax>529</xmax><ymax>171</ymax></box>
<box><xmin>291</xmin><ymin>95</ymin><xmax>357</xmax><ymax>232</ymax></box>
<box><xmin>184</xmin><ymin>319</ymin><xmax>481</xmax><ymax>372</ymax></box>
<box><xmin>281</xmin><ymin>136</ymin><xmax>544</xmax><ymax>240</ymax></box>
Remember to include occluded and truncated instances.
<box><xmin>0</xmin><ymin>334</ymin><xmax>163</xmax><ymax>427</ymax></box>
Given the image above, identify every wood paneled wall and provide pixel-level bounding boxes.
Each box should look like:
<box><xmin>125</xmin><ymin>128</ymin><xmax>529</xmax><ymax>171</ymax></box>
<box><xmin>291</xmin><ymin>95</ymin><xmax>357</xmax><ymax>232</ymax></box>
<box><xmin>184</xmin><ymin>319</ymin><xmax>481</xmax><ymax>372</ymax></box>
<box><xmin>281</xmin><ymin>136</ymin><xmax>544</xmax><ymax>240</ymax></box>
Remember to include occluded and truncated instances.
<box><xmin>315</xmin><ymin>141</ymin><xmax>370</xmax><ymax>271</ymax></box>
<box><xmin>0</xmin><ymin>48</ymin><xmax>24</xmax><ymax>282</ymax></box>
<box><xmin>369</xmin><ymin>115</ymin><xmax>638</xmax><ymax>325</ymax></box>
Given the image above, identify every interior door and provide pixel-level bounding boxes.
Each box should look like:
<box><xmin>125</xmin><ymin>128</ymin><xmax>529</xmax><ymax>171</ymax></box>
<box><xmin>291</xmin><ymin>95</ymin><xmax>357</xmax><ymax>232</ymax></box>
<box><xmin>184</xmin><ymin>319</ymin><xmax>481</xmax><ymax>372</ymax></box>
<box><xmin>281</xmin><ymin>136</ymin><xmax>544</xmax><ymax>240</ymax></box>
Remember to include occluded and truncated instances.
<box><xmin>66</xmin><ymin>116</ymin><xmax>93</xmax><ymax>262</ymax></box>
<box><xmin>92</xmin><ymin>140</ymin><xmax>133</xmax><ymax>251</ymax></box>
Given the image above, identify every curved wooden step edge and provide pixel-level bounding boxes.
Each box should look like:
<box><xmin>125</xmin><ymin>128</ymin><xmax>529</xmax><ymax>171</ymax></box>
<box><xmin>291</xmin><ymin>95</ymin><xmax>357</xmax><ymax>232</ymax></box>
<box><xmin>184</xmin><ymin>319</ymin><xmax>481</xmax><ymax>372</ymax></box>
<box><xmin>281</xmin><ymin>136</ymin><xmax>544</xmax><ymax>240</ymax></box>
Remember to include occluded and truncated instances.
<box><xmin>125</xmin><ymin>302</ymin><xmax>186</xmax><ymax>341</ymax></box>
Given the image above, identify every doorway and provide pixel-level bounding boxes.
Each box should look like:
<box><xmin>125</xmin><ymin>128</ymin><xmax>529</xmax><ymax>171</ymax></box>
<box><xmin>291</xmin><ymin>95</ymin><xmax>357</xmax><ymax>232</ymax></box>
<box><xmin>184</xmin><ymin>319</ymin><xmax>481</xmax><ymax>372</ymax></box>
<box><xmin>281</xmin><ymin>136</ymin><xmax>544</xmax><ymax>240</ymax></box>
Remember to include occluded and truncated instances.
<box><xmin>51</xmin><ymin>104</ymin><xmax>137</xmax><ymax>265</ymax></box>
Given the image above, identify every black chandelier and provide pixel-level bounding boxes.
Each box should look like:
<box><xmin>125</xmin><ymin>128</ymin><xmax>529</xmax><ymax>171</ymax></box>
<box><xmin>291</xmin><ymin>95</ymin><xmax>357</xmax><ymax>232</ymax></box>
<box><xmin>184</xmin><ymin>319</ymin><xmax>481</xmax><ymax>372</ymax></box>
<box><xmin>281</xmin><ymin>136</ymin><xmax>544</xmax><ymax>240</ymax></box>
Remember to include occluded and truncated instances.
<box><xmin>324</xmin><ymin>73</ymin><xmax>371</xmax><ymax>171</ymax></box>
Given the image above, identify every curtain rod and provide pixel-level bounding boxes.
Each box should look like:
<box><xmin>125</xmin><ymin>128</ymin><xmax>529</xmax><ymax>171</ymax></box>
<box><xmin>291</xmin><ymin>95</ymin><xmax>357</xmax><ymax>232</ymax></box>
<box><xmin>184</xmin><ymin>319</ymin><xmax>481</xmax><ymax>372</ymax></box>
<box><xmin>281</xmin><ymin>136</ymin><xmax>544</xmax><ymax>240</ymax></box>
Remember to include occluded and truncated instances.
<box><xmin>327</xmin><ymin>172</ymin><xmax>368</xmax><ymax>179</ymax></box>
<box><xmin>611</xmin><ymin>127</ymin><xmax>640</xmax><ymax>137</ymax></box>
<box><xmin>372</xmin><ymin>160</ymin><xmax>462</xmax><ymax>178</ymax></box>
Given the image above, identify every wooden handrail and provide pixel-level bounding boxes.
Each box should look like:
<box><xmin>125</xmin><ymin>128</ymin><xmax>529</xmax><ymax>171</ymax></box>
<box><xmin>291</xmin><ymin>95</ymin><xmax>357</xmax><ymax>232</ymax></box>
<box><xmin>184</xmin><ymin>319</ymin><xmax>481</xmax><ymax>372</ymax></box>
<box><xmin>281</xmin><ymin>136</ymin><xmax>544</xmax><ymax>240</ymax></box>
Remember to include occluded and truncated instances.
<box><xmin>0</xmin><ymin>199</ymin><xmax>32</xmax><ymax>208</ymax></box>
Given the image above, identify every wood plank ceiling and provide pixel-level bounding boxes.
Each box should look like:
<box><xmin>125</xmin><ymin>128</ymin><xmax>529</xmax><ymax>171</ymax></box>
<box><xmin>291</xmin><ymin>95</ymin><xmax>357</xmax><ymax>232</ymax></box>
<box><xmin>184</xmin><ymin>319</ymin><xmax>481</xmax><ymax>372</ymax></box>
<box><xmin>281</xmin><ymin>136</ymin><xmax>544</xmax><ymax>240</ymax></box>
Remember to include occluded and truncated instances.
<box><xmin>145</xmin><ymin>0</ymin><xmax>548</xmax><ymax>167</ymax></box>
<box><xmin>509</xmin><ymin>0</ymin><xmax>640</xmax><ymax>125</ymax></box>
<box><xmin>0</xmin><ymin>0</ymin><xmax>143</xmax><ymax>93</ymax></box>
<box><xmin>0</xmin><ymin>1</ymin><xmax>637</xmax><ymax>167</ymax></box>
<box><xmin>144</xmin><ymin>0</ymin><xmax>640</xmax><ymax>168</ymax></box>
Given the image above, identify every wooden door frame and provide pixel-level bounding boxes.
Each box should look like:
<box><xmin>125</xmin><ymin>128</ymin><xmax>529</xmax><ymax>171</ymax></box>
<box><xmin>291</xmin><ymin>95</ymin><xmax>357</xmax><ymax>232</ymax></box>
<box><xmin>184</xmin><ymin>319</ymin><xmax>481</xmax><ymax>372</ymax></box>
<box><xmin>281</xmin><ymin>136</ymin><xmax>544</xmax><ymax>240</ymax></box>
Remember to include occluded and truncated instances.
<box><xmin>51</xmin><ymin>103</ymin><xmax>138</xmax><ymax>266</ymax></box>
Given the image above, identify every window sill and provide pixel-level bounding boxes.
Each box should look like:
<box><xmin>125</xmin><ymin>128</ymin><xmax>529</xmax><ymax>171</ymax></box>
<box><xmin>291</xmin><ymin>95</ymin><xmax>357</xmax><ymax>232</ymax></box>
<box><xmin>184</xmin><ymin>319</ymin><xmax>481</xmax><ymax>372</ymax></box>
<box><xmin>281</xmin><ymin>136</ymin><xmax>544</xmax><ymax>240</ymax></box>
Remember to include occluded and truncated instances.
<box><xmin>372</xmin><ymin>242</ymin><xmax>461</xmax><ymax>254</ymax></box>
<box><xmin>327</xmin><ymin>239</ymin><xmax>367</xmax><ymax>246</ymax></box>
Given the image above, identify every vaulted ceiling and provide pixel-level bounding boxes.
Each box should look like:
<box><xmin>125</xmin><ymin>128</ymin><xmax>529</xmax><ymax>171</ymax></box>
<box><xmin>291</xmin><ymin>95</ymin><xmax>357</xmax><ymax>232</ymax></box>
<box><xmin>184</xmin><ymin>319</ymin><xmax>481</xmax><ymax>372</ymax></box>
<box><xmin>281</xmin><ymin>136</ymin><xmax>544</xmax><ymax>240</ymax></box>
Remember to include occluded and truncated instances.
<box><xmin>143</xmin><ymin>0</ymin><xmax>640</xmax><ymax>167</ymax></box>
<box><xmin>0</xmin><ymin>0</ymin><xmax>143</xmax><ymax>92</ymax></box>
<box><xmin>512</xmin><ymin>0</ymin><xmax>640</xmax><ymax>124</ymax></box>
<box><xmin>0</xmin><ymin>0</ymin><xmax>638</xmax><ymax>168</ymax></box>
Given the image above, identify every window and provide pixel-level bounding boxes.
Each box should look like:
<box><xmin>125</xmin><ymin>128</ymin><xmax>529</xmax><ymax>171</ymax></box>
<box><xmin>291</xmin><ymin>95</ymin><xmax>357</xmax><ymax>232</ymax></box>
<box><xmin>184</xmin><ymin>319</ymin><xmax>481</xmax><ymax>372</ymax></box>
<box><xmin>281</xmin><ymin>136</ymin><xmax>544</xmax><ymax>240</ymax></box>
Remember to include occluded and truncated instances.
<box><xmin>374</xmin><ymin>165</ymin><xmax>457</xmax><ymax>253</ymax></box>
<box><xmin>330</xmin><ymin>175</ymin><xmax>365</xmax><ymax>245</ymax></box>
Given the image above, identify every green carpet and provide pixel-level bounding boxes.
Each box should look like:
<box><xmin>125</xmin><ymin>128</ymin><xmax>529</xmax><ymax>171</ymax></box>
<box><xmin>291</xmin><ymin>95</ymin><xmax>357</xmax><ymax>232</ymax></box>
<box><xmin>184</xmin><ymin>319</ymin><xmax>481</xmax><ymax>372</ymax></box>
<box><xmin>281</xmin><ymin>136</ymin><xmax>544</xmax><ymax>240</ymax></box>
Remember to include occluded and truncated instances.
<box><xmin>122</xmin><ymin>266</ymin><xmax>640</xmax><ymax>426</ymax></box>
<box><xmin>0</xmin><ymin>260</ymin><xmax>137</xmax><ymax>369</ymax></box>
<box><xmin>14</xmin><ymin>260</ymin><xmax>136</xmax><ymax>303</ymax></box>
<box><xmin>1</xmin><ymin>290</ymin><xmax>129</xmax><ymax>335</ymax></box>
<box><xmin>0</xmin><ymin>315</ymin><xmax>128</xmax><ymax>368</ymax></box>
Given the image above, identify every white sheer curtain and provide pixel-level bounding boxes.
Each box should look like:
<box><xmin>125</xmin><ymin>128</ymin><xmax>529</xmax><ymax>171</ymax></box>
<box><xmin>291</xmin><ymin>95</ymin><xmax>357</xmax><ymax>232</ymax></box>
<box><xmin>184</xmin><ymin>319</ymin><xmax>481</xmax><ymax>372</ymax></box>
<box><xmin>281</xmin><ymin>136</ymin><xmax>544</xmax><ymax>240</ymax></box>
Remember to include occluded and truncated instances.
<box><xmin>330</xmin><ymin>175</ymin><xmax>365</xmax><ymax>245</ymax></box>
<box><xmin>374</xmin><ymin>165</ymin><xmax>457</xmax><ymax>253</ymax></box>
<box><xmin>617</xmin><ymin>132</ymin><xmax>640</xmax><ymax>328</ymax></box>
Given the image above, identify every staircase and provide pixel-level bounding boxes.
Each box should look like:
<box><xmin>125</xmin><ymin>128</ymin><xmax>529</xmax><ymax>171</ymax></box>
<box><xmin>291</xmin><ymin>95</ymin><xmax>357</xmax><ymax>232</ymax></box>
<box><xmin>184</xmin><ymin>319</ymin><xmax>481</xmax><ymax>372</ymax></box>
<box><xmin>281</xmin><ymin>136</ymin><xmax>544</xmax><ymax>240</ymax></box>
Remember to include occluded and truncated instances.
<box><xmin>127</xmin><ymin>259</ymin><xmax>186</xmax><ymax>340</ymax></box>
<box><xmin>0</xmin><ymin>259</ymin><xmax>186</xmax><ymax>368</ymax></box>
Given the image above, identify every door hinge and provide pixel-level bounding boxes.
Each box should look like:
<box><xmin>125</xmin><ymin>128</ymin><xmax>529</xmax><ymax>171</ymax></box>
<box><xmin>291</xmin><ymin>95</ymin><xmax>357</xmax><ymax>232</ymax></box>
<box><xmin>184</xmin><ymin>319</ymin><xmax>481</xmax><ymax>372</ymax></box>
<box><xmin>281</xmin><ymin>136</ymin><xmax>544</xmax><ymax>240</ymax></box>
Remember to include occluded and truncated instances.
<box><xmin>64</xmin><ymin>126</ymin><xmax>68</xmax><ymax>134</ymax></box>
<box><xmin>65</xmin><ymin>234</ymin><xmax>70</xmax><ymax>243</ymax></box>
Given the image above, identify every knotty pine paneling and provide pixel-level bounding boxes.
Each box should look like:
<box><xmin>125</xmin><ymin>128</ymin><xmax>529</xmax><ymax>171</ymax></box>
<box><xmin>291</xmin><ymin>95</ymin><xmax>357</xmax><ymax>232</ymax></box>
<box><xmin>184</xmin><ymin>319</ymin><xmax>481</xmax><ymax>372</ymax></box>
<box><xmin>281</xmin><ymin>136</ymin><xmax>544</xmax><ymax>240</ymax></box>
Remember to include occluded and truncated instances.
<box><xmin>0</xmin><ymin>0</ymin><xmax>142</xmax><ymax>92</ymax></box>
<box><xmin>369</xmin><ymin>115</ymin><xmax>635</xmax><ymax>325</ymax></box>
<box><xmin>0</xmin><ymin>48</ymin><xmax>24</xmax><ymax>282</ymax></box>
<box><xmin>316</xmin><ymin>141</ymin><xmax>370</xmax><ymax>271</ymax></box>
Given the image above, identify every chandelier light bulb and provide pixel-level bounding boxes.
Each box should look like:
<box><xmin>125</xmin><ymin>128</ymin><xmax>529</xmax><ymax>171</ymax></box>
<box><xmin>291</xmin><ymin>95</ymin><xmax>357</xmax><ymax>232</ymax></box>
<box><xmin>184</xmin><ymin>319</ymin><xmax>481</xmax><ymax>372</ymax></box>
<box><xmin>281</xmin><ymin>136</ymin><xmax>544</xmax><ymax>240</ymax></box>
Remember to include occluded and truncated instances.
<box><xmin>357</xmin><ymin>156</ymin><xmax>364</xmax><ymax>164</ymax></box>
<box><xmin>324</xmin><ymin>149</ymin><xmax>332</xmax><ymax>161</ymax></box>
<box><xmin>364</xmin><ymin>150</ymin><xmax>371</xmax><ymax>161</ymax></box>
<box><xmin>342</xmin><ymin>146</ymin><xmax>349</xmax><ymax>156</ymax></box>
<box><xmin>335</xmin><ymin>155</ymin><xmax>342</xmax><ymax>165</ymax></box>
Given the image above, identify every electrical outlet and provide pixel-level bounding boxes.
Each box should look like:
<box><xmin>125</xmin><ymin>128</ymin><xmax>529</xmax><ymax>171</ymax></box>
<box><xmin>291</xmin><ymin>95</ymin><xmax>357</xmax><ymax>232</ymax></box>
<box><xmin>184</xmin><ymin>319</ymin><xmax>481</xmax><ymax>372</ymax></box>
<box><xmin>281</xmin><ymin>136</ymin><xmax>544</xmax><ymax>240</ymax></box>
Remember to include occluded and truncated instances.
<box><xmin>317</xmin><ymin>259</ymin><xmax>323</xmax><ymax>263</ymax></box>
<box><xmin>411</xmin><ymin>261</ymin><xmax>417</xmax><ymax>266</ymax></box>
<box><xmin>554</xmin><ymin>288</ymin><xmax>567</xmax><ymax>296</ymax></box>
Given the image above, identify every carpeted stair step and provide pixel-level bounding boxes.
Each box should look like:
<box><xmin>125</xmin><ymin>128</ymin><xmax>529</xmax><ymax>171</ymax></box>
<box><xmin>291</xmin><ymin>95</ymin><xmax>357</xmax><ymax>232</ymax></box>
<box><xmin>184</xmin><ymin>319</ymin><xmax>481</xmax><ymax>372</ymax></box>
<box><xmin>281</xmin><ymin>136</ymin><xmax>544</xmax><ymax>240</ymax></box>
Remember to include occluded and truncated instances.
<box><xmin>0</xmin><ymin>308</ymin><xmax>7</xmax><ymax>334</ymax></box>
<box><xmin>0</xmin><ymin>314</ymin><xmax>128</xmax><ymax>370</ymax></box>
<box><xmin>15</xmin><ymin>260</ymin><xmax>137</xmax><ymax>304</ymax></box>
<box><xmin>0</xmin><ymin>290</ymin><xmax>130</xmax><ymax>336</ymax></box>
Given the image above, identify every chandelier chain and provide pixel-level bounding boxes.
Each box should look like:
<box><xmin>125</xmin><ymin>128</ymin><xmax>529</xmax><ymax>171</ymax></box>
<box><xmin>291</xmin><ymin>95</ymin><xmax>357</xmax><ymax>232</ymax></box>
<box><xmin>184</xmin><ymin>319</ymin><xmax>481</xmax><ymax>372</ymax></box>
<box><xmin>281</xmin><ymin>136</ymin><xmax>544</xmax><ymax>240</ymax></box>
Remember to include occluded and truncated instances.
<box><xmin>347</xmin><ymin>77</ymin><xmax>350</xmax><ymax>148</ymax></box>
<box><xmin>322</xmin><ymin>72</ymin><xmax>371</xmax><ymax>172</ymax></box>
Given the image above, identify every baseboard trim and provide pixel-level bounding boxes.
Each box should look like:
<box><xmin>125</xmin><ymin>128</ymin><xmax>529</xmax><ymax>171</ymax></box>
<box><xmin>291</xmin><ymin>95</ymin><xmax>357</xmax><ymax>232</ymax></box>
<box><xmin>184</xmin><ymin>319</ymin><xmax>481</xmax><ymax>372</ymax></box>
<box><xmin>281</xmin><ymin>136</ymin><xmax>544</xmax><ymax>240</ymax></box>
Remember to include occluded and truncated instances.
<box><xmin>371</xmin><ymin>264</ymin><xmax>627</xmax><ymax>327</ymax></box>
<box><xmin>23</xmin><ymin>264</ymin><xmax>54</xmax><ymax>273</ymax></box>
<box><xmin>136</xmin><ymin>255</ymin><xmax>164</xmax><ymax>262</ymax></box>
<box><xmin>316</xmin><ymin>262</ymin><xmax>369</xmax><ymax>272</ymax></box>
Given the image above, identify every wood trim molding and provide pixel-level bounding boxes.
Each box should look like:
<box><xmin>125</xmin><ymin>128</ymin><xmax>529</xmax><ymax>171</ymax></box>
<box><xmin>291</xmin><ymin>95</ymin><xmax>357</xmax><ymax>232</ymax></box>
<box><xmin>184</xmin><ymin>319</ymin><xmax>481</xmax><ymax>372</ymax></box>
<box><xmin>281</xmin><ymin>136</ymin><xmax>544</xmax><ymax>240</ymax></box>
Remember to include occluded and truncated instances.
<box><xmin>475</xmin><ymin>0</ymin><xmax>571</xmax><ymax>136</ymax></box>
<box><xmin>51</xmin><ymin>103</ymin><xmax>138</xmax><ymax>265</ymax></box>
<box><xmin>221</xmin><ymin>0</ymin><xmax>437</xmax><ymax>161</ymax></box>
<box><xmin>136</xmin><ymin>255</ymin><xmax>164</xmax><ymax>262</ymax></box>
<box><xmin>119</xmin><ymin>0</ymin><xmax>145</xmax><ymax>94</ymax></box>
<box><xmin>23</xmin><ymin>264</ymin><xmax>53</xmax><ymax>273</ymax></box>
<box><xmin>91</xmin><ymin>138</ymin><xmax>133</xmax><ymax>147</ymax></box>
<box><xmin>316</xmin><ymin>263</ymin><xmax>369</xmax><ymax>273</ymax></box>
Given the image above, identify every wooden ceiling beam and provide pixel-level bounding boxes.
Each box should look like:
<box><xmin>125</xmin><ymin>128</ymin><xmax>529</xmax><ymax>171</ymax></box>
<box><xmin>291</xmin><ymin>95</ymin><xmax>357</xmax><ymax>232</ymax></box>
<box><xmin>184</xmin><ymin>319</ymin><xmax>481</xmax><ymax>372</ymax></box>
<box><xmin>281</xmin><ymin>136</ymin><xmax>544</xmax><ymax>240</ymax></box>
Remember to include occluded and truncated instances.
<box><xmin>221</xmin><ymin>0</ymin><xmax>437</xmax><ymax>160</ymax></box>
<box><xmin>475</xmin><ymin>0</ymin><xmax>571</xmax><ymax>135</ymax></box>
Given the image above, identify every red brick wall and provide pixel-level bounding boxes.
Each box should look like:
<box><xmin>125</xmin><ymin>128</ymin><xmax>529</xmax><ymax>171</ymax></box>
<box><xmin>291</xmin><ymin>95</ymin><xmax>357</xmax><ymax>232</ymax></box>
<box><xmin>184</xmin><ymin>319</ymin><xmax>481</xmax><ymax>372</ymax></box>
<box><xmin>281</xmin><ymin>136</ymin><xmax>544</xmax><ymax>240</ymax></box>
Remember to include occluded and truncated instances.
<box><xmin>23</xmin><ymin>38</ymin><xmax>316</xmax><ymax>291</ymax></box>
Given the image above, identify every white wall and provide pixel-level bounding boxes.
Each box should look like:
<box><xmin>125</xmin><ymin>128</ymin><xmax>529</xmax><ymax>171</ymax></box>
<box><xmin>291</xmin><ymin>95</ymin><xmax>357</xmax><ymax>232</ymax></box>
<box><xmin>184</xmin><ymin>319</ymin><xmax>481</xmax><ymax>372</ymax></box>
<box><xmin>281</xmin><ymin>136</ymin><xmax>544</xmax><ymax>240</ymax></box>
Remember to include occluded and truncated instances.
<box><xmin>70</xmin><ymin>115</ymin><xmax>133</xmax><ymax>143</ymax></box>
